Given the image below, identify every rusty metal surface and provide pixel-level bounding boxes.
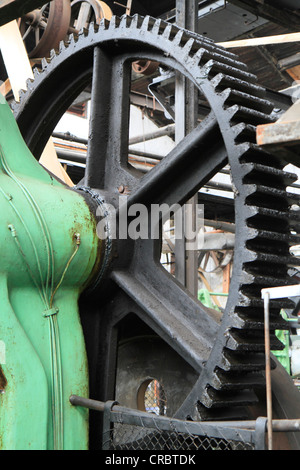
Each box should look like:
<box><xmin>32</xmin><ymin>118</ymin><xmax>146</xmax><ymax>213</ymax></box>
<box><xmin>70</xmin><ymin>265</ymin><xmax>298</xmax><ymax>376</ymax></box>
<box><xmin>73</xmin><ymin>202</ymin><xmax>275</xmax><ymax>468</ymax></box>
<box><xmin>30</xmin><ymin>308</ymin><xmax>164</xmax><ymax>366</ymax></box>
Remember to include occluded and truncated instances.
<box><xmin>256</xmin><ymin>107</ymin><xmax>300</xmax><ymax>168</ymax></box>
<box><xmin>257</xmin><ymin>121</ymin><xmax>300</xmax><ymax>147</ymax></box>
<box><xmin>10</xmin><ymin>12</ymin><xmax>300</xmax><ymax>450</ymax></box>
<box><xmin>70</xmin><ymin>0</ymin><xmax>112</xmax><ymax>30</ymax></box>
<box><xmin>19</xmin><ymin>0</ymin><xmax>71</xmax><ymax>58</ymax></box>
<box><xmin>0</xmin><ymin>94</ymin><xmax>101</xmax><ymax>449</ymax></box>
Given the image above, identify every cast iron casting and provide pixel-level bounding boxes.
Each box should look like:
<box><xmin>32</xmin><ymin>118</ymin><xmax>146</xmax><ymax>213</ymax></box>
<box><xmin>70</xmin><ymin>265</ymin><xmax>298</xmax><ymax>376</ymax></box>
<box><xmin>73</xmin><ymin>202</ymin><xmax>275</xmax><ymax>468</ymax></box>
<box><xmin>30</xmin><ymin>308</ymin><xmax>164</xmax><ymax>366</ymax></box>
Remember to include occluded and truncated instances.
<box><xmin>12</xmin><ymin>14</ymin><xmax>300</xmax><ymax>448</ymax></box>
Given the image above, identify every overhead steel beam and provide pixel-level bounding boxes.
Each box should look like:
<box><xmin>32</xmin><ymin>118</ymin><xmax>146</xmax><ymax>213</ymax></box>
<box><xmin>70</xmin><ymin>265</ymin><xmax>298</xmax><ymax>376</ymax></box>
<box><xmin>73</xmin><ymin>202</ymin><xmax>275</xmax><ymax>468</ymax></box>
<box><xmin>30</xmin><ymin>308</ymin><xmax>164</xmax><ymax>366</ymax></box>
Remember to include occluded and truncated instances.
<box><xmin>0</xmin><ymin>0</ymin><xmax>52</xmax><ymax>27</ymax></box>
<box><xmin>266</xmin><ymin>0</ymin><xmax>300</xmax><ymax>10</ymax></box>
<box><xmin>278</xmin><ymin>53</ymin><xmax>300</xmax><ymax>72</ymax></box>
<box><xmin>226</xmin><ymin>0</ymin><xmax>300</xmax><ymax>30</ymax></box>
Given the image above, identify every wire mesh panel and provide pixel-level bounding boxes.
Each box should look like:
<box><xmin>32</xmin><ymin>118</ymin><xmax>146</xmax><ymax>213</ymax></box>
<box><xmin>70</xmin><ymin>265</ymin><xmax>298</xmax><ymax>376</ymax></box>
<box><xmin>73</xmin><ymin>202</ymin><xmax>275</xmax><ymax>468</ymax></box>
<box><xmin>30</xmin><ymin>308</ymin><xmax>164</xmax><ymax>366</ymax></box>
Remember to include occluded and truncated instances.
<box><xmin>102</xmin><ymin>404</ymin><xmax>256</xmax><ymax>451</ymax></box>
<box><xmin>69</xmin><ymin>395</ymin><xmax>300</xmax><ymax>451</ymax></box>
<box><xmin>107</xmin><ymin>423</ymin><xmax>254</xmax><ymax>450</ymax></box>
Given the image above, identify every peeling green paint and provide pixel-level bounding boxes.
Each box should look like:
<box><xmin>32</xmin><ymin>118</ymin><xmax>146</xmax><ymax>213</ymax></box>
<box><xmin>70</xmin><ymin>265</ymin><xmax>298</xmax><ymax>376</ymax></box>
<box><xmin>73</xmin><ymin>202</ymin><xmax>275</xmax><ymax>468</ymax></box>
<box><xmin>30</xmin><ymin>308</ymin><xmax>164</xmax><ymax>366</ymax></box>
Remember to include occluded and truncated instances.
<box><xmin>0</xmin><ymin>97</ymin><xmax>100</xmax><ymax>449</ymax></box>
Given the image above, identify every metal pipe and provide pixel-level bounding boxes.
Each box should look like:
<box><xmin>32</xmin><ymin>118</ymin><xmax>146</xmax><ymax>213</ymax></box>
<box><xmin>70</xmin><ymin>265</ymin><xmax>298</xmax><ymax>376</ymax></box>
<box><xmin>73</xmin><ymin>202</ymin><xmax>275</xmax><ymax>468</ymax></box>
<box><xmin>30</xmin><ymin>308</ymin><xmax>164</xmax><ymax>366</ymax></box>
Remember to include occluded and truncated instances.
<box><xmin>203</xmin><ymin>219</ymin><xmax>235</xmax><ymax>233</ymax></box>
<box><xmin>53</xmin><ymin>133</ymin><xmax>166</xmax><ymax>161</ymax></box>
<box><xmin>205</xmin><ymin>181</ymin><xmax>233</xmax><ymax>193</ymax></box>
<box><xmin>128</xmin><ymin>148</ymin><xmax>164</xmax><ymax>160</ymax></box>
<box><xmin>53</xmin><ymin>132</ymin><xmax>88</xmax><ymax>145</ymax></box>
<box><xmin>55</xmin><ymin>146</ymin><xmax>164</xmax><ymax>164</ymax></box>
<box><xmin>69</xmin><ymin>395</ymin><xmax>300</xmax><ymax>433</ymax></box>
<box><xmin>70</xmin><ymin>395</ymin><xmax>105</xmax><ymax>411</ymax></box>
<box><xmin>263</xmin><ymin>291</ymin><xmax>273</xmax><ymax>450</ymax></box>
<box><xmin>278</xmin><ymin>52</ymin><xmax>300</xmax><ymax>71</ymax></box>
<box><xmin>128</xmin><ymin>124</ymin><xmax>175</xmax><ymax>145</ymax></box>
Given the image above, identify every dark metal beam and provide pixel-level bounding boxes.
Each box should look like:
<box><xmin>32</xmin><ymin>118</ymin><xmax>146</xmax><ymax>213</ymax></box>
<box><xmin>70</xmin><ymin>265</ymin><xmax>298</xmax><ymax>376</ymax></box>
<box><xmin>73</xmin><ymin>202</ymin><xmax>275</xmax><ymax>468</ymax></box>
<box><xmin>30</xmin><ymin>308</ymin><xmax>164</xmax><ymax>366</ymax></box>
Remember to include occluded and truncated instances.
<box><xmin>266</xmin><ymin>0</ymin><xmax>300</xmax><ymax>10</ymax></box>
<box><xmin>250</xmin><ymin>40</ymin><xmax>292</xmax><ymax>88</ymax></box>
<box><xmin>0</xmin><ymin>0</ymin><xmax>52</xmax><ymax>27</ymax></box>
<box><xmin>227</xmin><ymin>0</ymin><xmax>300</xmax><ymax>30</ymax></box>
<box><xmin>278</xmin><ymin>53</ymin><xmax>300</xmax><ymax>72</ymax></box>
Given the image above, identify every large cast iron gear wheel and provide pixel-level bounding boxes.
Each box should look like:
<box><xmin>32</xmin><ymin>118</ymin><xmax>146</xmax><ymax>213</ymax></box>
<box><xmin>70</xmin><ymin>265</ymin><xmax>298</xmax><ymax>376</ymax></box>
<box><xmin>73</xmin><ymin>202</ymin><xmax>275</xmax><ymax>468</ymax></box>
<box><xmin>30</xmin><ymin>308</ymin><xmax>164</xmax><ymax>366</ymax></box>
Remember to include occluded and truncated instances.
<box><xmin>12</xmin><ymin>15</ymin><xmax>300</xmax><ymax>448</ymax></box>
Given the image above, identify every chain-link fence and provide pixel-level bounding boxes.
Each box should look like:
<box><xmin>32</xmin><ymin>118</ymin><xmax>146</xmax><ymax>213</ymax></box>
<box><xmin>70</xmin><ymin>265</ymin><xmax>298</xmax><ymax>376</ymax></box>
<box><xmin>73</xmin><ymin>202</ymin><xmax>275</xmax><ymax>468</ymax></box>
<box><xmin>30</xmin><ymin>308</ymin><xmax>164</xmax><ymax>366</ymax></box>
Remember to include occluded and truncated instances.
<box><xmin>108</xmin><ymin>421</ymin><xmax>255</xmax><ymax>451</ymax></box>
<box><xmin>101</xmin><ymin>400</ymin><xmax>259</xmax><ymax>451</ymax></box>
<box><xmin>69</xmin><ymin>395</ymin><xmax>300</xmax><ymax>451</ymax></box>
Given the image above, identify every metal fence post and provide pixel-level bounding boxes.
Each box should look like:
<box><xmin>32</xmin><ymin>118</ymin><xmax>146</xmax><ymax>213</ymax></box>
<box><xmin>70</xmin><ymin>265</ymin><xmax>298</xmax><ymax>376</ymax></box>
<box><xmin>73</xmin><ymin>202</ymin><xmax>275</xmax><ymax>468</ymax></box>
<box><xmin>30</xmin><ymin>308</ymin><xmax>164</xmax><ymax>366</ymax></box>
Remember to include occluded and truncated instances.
<box><xmin>102</xmin><ymin>400</ymin><xmax>119</xmax><ymax>450</ymax></box>
<box><xmin>254</xmin><ymin>417</ymin><xmax>268</xmax><ymax>450</ymax></box>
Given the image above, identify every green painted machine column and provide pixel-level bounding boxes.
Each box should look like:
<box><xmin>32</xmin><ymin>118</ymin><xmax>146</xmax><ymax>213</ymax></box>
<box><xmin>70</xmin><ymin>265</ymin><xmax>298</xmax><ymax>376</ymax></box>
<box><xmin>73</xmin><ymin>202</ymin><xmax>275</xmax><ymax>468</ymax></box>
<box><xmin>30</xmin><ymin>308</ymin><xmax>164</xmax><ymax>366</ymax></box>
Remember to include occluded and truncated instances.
<box><xmin>0</xmin><ymin>93</ymin><xmax>101</xmax><ymax>450</ymax></box>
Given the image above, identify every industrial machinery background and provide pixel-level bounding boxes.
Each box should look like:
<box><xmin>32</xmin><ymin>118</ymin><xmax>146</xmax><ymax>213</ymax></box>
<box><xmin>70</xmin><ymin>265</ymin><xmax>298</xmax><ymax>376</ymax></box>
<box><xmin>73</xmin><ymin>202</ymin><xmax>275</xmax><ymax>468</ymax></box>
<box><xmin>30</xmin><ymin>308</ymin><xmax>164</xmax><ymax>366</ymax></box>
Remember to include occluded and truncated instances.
<box><xmin>18</xmin><ymin>0</ymin><xmax>71</xmax><ymax>59</ymax></box>
<box><xmin>9</xmin><ymin>13</ymin><xmax>300</xmax><ymax>450</ymax></box>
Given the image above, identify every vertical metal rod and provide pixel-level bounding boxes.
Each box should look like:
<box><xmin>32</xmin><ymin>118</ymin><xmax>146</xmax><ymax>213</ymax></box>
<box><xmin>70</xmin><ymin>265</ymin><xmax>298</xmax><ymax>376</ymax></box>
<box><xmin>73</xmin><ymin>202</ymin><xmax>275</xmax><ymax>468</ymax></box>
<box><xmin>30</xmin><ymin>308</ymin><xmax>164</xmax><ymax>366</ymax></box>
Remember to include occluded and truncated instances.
<box><xmin>174</xmin><ymin>0</ymin><xmax>198</xmax><ymax>296</ymax></box>
<box><xmin>263</xmin><ymin>291</ymin><xmax>273</xmax><ymax>450</ymax></box>
<box><xmin>113</xmin><ymin>0</ymin><xmax>132</xmax><ymax>15</ymax></box>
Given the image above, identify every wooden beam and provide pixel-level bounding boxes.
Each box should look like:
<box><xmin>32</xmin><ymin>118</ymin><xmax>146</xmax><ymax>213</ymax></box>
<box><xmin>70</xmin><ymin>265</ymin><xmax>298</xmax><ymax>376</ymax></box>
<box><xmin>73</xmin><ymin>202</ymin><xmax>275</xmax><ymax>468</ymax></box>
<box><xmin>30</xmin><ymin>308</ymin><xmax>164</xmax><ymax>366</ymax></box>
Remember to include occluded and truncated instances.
<box><xmin>40</xmin><ymin>138</ymin><xmax>74</xmax><ymax>187</ymax></box>
<box><xmin>286</xmin><ymin>65</ymin><xmax>300</xmax><ymax>82</ymax></box>
<box><xmin>0</xmin><ymin>78</ymin><xmax>11</xmax><ymax>96</ymax></box>
<box><xmin>222</xmin><ymin>263</ymin><xmax>231</xmax><ymax>295</ymax></box>
<box><xmin>0</xmin><ymin>20</ymin><xmax>74</xmax><ymax>187</ymax></box>
<box><xmin>0</xmin><ymin>20</ymin><xmax>34</xmax><ymax>101</ymax></box>
<box><xmin>218</xmin><ymin>32</ymin><xmax>300</xmax><ymax>49</ymax></box>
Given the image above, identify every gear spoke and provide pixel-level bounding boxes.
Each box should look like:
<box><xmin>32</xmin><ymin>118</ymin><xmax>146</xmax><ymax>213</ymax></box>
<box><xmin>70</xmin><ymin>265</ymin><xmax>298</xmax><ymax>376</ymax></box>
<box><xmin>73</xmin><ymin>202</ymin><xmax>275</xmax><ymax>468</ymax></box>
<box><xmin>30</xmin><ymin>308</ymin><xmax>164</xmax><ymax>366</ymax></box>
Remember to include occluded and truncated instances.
<box><xmin>127</xmin><ymin>113</ymin><xmax>227</xmax><ymax>208</ymax></box>
<box><xmin>111</xmin><ymin>268</ymin><xmax>218</xmax><ymax>372</ymax></box>
<box><xmin>85</xmin><ymin>48</ymin><xmax>134</xmax><ymax>190</ymax></box>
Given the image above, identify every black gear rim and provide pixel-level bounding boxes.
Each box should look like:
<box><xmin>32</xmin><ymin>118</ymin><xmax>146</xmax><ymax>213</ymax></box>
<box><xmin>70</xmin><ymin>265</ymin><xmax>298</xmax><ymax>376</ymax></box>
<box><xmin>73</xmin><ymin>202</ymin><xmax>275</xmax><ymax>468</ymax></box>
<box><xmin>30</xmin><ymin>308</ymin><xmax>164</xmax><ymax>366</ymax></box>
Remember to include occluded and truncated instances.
<box><xmin>12</xmin><ymin>14</ymin><xmax>300</xmax><ymax>443</ymax></box>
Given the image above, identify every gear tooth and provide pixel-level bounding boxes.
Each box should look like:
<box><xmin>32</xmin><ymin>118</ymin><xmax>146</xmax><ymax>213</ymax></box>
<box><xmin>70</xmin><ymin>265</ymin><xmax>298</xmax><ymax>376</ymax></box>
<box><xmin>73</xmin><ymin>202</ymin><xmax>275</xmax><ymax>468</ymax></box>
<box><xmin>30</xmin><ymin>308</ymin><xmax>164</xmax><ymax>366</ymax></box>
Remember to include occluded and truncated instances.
<box><xmin>209</xmin><ymin>50</ymin><xmax>248</xmax><ymax>72</ymax></box>
<box><xmin>69</xmin><ymin>32</ymin><xmax>76</xmax><ymax>44</ymax></box>
<box><xmin>172</xmin><ymin>29</ymin><xmax>185</xmax><ymax>46</ymax></box>
<box><xmin>193</xmin><ymin>47</ymin><xmax>206</xmax><ymax>65</ymax></box>
<box><xmin>33</xmin><ymin>67</ymin><xmax>40</xmax><ymax>78</ymax></box>
<box><xmin>80</xmin><ymin>25</ymin><xmax>88</xmax><ymax>37</ymax></box>
<box><xmin>25</xmin><ymin>77</ymin><xmax>34</xmax><ymax>90</ymax></box>
<box><xmin>232</xmin><ymin>123</ymin><xmax>257</xmax><ymax>144</ymax></box>
<box><xmin>130</xmin><ymin>14</ymin><xmax>143</xmax><ymax>29</ymax></box>
<box><xmin>151</xmin><ymin>18</ymin><xmax>164</xmax><ymax>35</ymax></box>
<box><xmin>219</xmin><ymin>87</ymin><xmax>233</xmax><ymax>105</ymax></box>
<box><xmin>205</xmin><ymin>58</ymin><xmax>257</xmax><ymax>84</ymax></box>
<box><xmin>99</xmin><ymin>17</ymin><xmax>110</xmax><ymax>29</ymax></box>
<box><xmin>58</xmin><ymin>40</ymin><xmax>65</xmax><ymax>53</ymax></box>
<box><xmin>88</xmin><ymin>21</ymin><xmax>96</xmax><ymax>34</ymax></box>
<box><xmin>63</xmin><ymin>36</ymin><xmax>71</xmax><ymax>47</ymax></box>
<box><xmin>109</xmin><ymin>15</ymin><xmax>121</xmax><ymax>29</ymax></box>
<box><xmin>72</xmin><ymin>30</ymin><xmax>81</xmax><ymax>40</ymax></box>
<box><xmin>18</xmin><ymin>88</ymin><xmax>27</xmax><ymax>102</ymax></box>
<box><xmin>221</xmin><ymin>88</ymin><xmax>274</xmax><ymax>114</ymax></box>
<box><xmin>161</xmin><ymin>22</ymin><xmax>176</xmax><ymax>40</ymax></box>
<box><xmin>119</xmin><ymin>14</ymin><xmax>132</xmax><ymax>28</ymax></box>
<box><xmin>49</xmin><ymin>48</ymin><xmax>57</xmax><ymax>59</ymax></box>
<box><xmin>141</xmin><ymin>15</ymin><xmax>156</xmax><ymax>31</ymax></box>
<box><xmin>182</xmin><ymin>38</ymin><xmax>197</xmax><ymax>56</ymax></box>
<box><xmin>41</xmin><ymin>57</ymin><xmax>48</xmax><ymax>69</ymax></box>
